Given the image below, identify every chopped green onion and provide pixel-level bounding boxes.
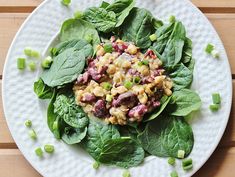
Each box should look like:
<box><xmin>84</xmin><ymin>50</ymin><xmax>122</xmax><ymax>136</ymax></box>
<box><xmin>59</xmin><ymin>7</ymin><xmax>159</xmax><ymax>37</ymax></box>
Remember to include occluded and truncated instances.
<box><xmin>170</xmin><ymin>171</ymin><xmax>178</xmax><ymax>177</ymax></box>
<box><xmin>61</xmin><ymin>0</ymin><xmax>71</xmax><ymax>6</ymax></box>
<box><xmin>138</xmin><ymin>61</ymin><xmax>143</xmax><ymax>66</ymax></box>
<box><xmin>35</xmin><ymin>147</ymin><xmax>43</xmax><ymax>157</ymax></box>
<box><xmin>133</xmin><ymin>76</ymin><xmax>141</xmax><ymax>84</ymax></box>
<box><xmin>168</xmin><ymin>157</ymin><xmax>175</xmax><ymax>166</ymax></box>
<box><xmin>212</xmin><ymin>93</ymin><xmax>221</xmax><ymax>104</ymax></box>
<box><xmin>17</xmin><ymin>58</ymin><xmax>26</xmax><ymax>70</ymax></box>
<box><xmin>211</xmin><ymin>49</ymin><xmax>220</xmax><ymax>58</ymax></box>
<box><xmin>31</xmin><ymin>50</ymin><xmax>40</xmax><ymax>58</ymax></box>
<box><xmin>103</xmin><ymin>82</ymin><xmax>112</xmax><ymax>91</ymax></box>
<box><xmin>122</xmin><ymin>170</ymin><xmax>131</xmax><ymax>177</ymax></box>
<box><xmin>85</xmin><ymin>35</ymin><xmax>93</xmax><ymax>44</ymax></box>
<box><xmin>28</xmin><ymin>61</ymin><xmax>36</xmax><ymax>71</ymax></box>
<box><xmin>183</xmin><ymin>164</ymin><xmax>193</xmax><ymax>171</ymax></box>
<box><xmin>24</xmin><ymin>47</ymin><xmax>32</xmax><ymax>56</ymax></box>
<box><xmin>50</xmin><ymin>47</ymin><xmax>58</xmax><ymax>56</ymax></box>
<box><xmin>103</xmin><ymin>43</ymin><xmax>113</xmax><ymax>53</ymax></box>
<box><xmin>41</xmin><ymin>56</ymin><xmax>53</xmax><ymax>69</ymax></box>
<box><xmin>177</xmin><ymin>150</ymin><xmax>185</xmax><ymax>159</ymax></box>
<box><xmin>142</xmin><ymin>60</ymin><xmax>149</xmax><ymax>66</ymax></box>
<box><xmin>92</xmin><ymin>161</ymin><xmax>100</xmax><ymax>170</ymax></box>
<box><xmin>106</xmin><ymin>94</ymin><xmax>113</xmax><ymax>102</ymax></box>
<box><xmin>74</xmin><ymin>11</ymin><xmax>83</xmax><ymax>19</ymax></box>
<box><xmin>182</xmin><ymin>158</ymin><xmax>193</xmax><ymax>167</ymax></box>
<box><xmin>124</xmin><ymin>81</ymin><xmax>133</xmax><ymax>89</ymax></box>
<box><xmin>149</xmin><ymin>34</ymin><xmax>157</xmax><ymax>42</ymax></box>
<box><xmin>29</xmin><ymin>129</ymin><xmax>37</xmax><ymax>140</ymax></box>
<box><xmin>205</xmin><ymin>43</ymin><xmax>214</xmax><ymax>54</ymax></box>
<box><xmin>169</xmin><ymin>15</ymin><xmax>176</xmax><ymax>23</ymax></box>
<box><xmin>209</xmin><ymin>104</ymin><xmax>220</xmax><ymax>112</ymax></box>
<box><xmin>44</xmin><ymin>144</ymin><xmax>55</xmax><ymax>153</ymax></box>
<box><xmin>52</xmin><ymin>121</ymin><xmax>59</xmax><ymax>131</ymax></box>
<box><xmin>24</xmin><ymin>120</ymin><xmax>32</xmax><ymax>128</ymax></box>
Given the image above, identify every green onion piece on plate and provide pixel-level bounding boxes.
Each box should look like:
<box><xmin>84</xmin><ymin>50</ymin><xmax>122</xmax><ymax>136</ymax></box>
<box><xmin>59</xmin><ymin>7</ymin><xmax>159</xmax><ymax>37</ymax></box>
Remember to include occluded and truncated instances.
<box><xmin>124</xmin><ymin>81</ymin><xmax>133</xmax><ymax>89</ymax></box>
<box><xmin>209</xmin><ymin>104</ymin><xmax>220</xmax><ymax>112</ymax></box>
<box><xmin>44</xmin><ymin>144</ymin><xmax>55</xmax><ymax>153</ymax></box>
<box><xmin>29</xmin><ymin>129</ymin><xmax>37</xmax><ymax>140</ymax></box>
<box><xmin>92</xmin><ymin>161</ymin><xmax>100</xmax><ymax>170</ymax></box>
<box><xmin>205</xmin><ymin>43</ymin><xmax>214</xmax><ymax>54</ymax></box>
<box><xmin>61</xmin><ymin>0</ymin><xmax>71</xmax><ymax>6</ymax></box>
<box><xmin>35</xmin><ymin>147</ymin><xmax>43</xmax><ymax>157</ymax></box>
<box><xmin>168</xmin><ymin>157</ymin><xmax>176</xmax><ymax>166</ymax></box>
<box><xmin>17</xmin><ymin>58</ymin><xmax>26</xmax><ymax>70</ymax></box>
<box><xmin>212</xmin><ymin>93</ymin><xmax>221</xmax><ymax>104</ymax></box>
<box><xmin>170</xmin><ymin>171</ymin><xmax>178</xmax><ymax>177</ymax></box>
<box><xmin>122</xmin><ymin>170</ymin><xmax>131</xmax><ymax>177</ymax></box>
<box><xmin>177</xmin><ymin>150</ymin><xmax>185</xmax><ymax>159</ymax></box>
<box><xmin>28</xmin><ymin>61</ymin><xmax>37</xmax><ymax>71</ymax></box>
<box><xmin>149</xmin><ymin>34</ymin><xmax>157</xmax><ymax>42</ymax></box>
<box><xmin>24</xmin><ymin>120</ymin><xmax>32</xmax><ymax>128</ymax></box>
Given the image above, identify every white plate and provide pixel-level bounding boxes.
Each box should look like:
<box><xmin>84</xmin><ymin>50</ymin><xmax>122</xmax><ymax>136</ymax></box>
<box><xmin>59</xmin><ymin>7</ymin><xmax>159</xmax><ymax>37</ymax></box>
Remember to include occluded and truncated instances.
<box><xmin>2</xmin><ymin>0</ymin><xmax>232</xmax><ymax>177</ymax></box>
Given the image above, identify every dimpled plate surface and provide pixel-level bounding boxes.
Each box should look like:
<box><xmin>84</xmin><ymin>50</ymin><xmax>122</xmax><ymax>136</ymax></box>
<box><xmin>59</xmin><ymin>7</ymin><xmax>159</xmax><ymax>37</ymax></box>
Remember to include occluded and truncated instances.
<box><xmin>2</xmin><ymin>0</ymin><xmax>232</xmax><ymax>177</ymax></box>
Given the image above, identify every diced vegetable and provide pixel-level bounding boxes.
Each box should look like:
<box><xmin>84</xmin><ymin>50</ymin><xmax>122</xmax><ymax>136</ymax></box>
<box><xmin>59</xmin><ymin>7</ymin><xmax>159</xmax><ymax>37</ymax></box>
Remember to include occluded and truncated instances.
<box><xmin>183</xmin><ymin>164</ymin><xmax>193</xmax><ymax>171</ymax></box>
<box><xmin>24</xmin><ymin>120</ymin><xmax>32</xmax><ymax>128</ymax></box>
<box><xmin>133</xmin><ymin>76</ymin><xmax>141</xmax><ymax>84</ymax></box>
<box><xmin>169</xmin><ymin>15</ymin><xmax>176</xmax><ymax>23</ymax></box>
<box><xmin>149</xmin><ymin>34</ymin><xmax>157</xmax><ymax>42</ymax></box>
<box><xmin>103</xmin><ymin>82</ymin><xmax>112</xmax><ymax>90</ymax></box>
<box><xmin>74</xmin><ymin>11</ymin><xmax>83</xmax><ymax>19</ymax></box>
<box><xmin>103</xmin><ymin>43</ymin><xmax>113</xmax><ymax>53</ymax></box>
<box><xmin>205</xmin><ymin>43</ymin><xmax>214</xmax><ymax>54</ymax></box>
<box><xmin>24</xmin><ymin>47</ymin><xmax>32</xmax><ymax>56</ymax></box>
<box><xmin>209</xmin><ymin>104</ymin><xmax>220</xmax><ymax>112</ymax></box>
<box><xmin>29</xmin><ymin>129</ymin><xmax>37</xmax><ymax>140</ymax></box>
<box><xmin>31</xmin><ymin>50</ymin><xmax>40</xmax><ymax>58</ymax></box>
<box><xmin>35</xmin><ymin>147</ymin><xmax>43</xmax><ymax>157</ymax></box>
<box><xmin>182</xmin><ymin>158</ymin><xmax>193</xmax><ymax>167</ymax></box>
<box><xmin>212</xmin><ymin>93</ymin><xmax>221</xmax><ymax>104</ymax></box>
<box><xmin>92</xmin><ymin>161</ymin><xmax>100</xmax><ymax>170</ymax></box>
<box><xmin>41</xmin><ymin>56</ymin><xmax>53</xmax><ymax>69</ymax></box>
<box><xmin>122</xmin><ymin>170</ymin><xmax>131</xmax><ymax>177</ymax></box>
<box><xmin>211</xmin><ymin>49</ymin><xmax>220</xmax><ymax>58</ymax></box>
<box><xmin>28</xmin><ymin>61</ymin><xmax>37</xmax><ymax>71</ymax></box>
<box><xmin>124</xmin><ymin>81</ymin><xmax>133</xmax><ymax>89</ymax></box>
<box><xmin>142</xmin><ymin>60</ymin><xmax>149</xmax><ymax>66</ymax></box>
<box><xmin>168</xmin><ymin>157</ymin><xmax>175</xmax><ymax>166</ymax></box>
<box><xmin>106</xmin><ymin>95</ymin><xmax>113</xmax><ymax>102</ymax></box>
<box><xmin>177</xmin><ymin>150</ymin><xmax>185</xmax><ymax>159</ymax></box>
<box><xmin>170</xmin><ymin>171</ymin><xmax>178</xmax><ymax>177</ymax></box>
<box><xmin>61</xmin><ymin>0</ymin><xmax>71</xmax><ymax>6</ymax></box>
<box><xmin>17</xmin><ymin>58</ymin><xmax>26</xmax><ymax>70</ymax></box>
<box><xmin>44</xmin><ymin>144</ymin><xmax>55</xmax><ymax>153</ymax></box>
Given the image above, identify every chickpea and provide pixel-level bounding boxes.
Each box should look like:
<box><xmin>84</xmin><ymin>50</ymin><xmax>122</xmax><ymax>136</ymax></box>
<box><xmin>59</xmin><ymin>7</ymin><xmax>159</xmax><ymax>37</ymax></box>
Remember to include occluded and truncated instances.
<box><xmin>111</xmin><ymin>86</ymin><xmax>128</xmax><ymax>96</ymax></box>
<box><xmin>93</xmin><ymin>86</ymin><xmax>105</xmax><ymax>97</ymax></box>
<box><xmin>107</xmin><ymin>64</ymin><xmax>116</xmax><ymax>75</ymax></box>
<box><xmin>164</xmin><ymin>88</ymin><xmax>172</xmax><ymax>96</ymax></box>
<box><xmin>96</xmin><ymin>45</ymin><xmax>105</xmax><ymax>56</ymax></box>
<box><xmin>126</xmin><ymin>44</ymin><xmax>138</xmax><ymax>55</ymax></box>
<box><xmin>132</xmin><ymin>85</ymin><xmax>145</xmax><ymax>95</ymax></box>
<box><xmin>139</xmin><ymin>65</ymin><xmax>150</xmax><ymax>76</ymax></box>
<box><xmin>138</xmin><ymin>93</ymin><xmax>148</xmax><ymax>104</ymax></box>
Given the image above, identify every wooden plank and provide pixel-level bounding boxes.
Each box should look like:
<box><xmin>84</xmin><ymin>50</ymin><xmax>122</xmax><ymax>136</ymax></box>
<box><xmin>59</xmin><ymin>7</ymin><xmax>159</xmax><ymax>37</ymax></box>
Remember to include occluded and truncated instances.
<box><xmin>1</xmin><ymin>13</ymin><xmax>235</xmax><ymax>75</ymax></box>
<box><xmin>0</xmin><ymin>147</ymin><xmax>234</xmax><ymax>177</ymax></box>
<box><xmin>0</xmin><ymin>149</ymin><xmax>41</xmax><ymax>177</ymax></box>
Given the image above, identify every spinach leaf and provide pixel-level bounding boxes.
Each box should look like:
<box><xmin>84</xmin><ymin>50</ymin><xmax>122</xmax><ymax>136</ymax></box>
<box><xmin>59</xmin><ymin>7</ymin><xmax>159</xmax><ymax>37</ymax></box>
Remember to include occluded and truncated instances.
<box><xmin>152</xmin><ymin>22</ymin><xmax>175</xmax><ymax>54</ymax></box>
<box><xmin>84</xmin><ymin>7</ymin><xmax>117</xmax><ymax>33</ymax></box>
<box><xmin>106</xmin><ymin>0</ymin><xmax>135</xmax><ymax>27</ymax></box>
<box><xmin>62</xmin><ymin>126</ymin><xmax>87</xmax><ymax>145</ymax></box>
<box><xmin>185</xmin><ymin>58</ymin><xmax>195</xmax><ymax>72</ymax></box>
<box><xmin>60</xmin><ymin>19</ymin><xmax>100</xmax><ymax>49</ymax></box>
<box><xmin>182</xmin><ymin>38</ymin><xmax>192</xmax><ymax>64</ymax></box>
<box><xmin>47</xmin><ymin>91</ymin><xmax>62</xmax><ymax>139</ymax></box>
<box><xmin>144</xmin><ymin>96</ymin><xmax>172</xmax><ymax>122</ymax></box>
<box><xmin>54</xmin><ymin>94</ymin><xmax>89</xmax><ymax>128</ymax></box>
<box><xmin>41</xmin><ymin>48</ymin><xmax>86</xmax><ymax>87</ymax></box>
<box><xmin>169</xmin><ymin>63</ymin><xmax>193</xmax><ymax>91</ymax></box>
<box><xmin>98</xmin><ymin>137</ymin><xmax>145</xmax><ymax>168</ymax></box>
<box><xmin>83</xmin><ymin>119</ymin><xmax>120</xmax><ymax>159</ymax></box>
<box><xmin>138</xmin><ymin>116</ymin><xmax>194</xmax><ymax>158</ymax></box>
<box><xmin>169</xmin><ymin>89</ymin><xmax>201</xmax><ymax>116</ymax></box>
<box><xmin>34</xmin><ymin>78</ymin><xmax>53</xmax><ymax>99</ymax></box>
<box><xmin>100</xmin><ymin>1</ymin><xmax>110</xmax><ymax>8</ymax></box>
<box><xmin>54</xmin><ymin>39</ymin><xmax>93</xmax><ymax>58</ymax></box>
<box><xmin>121</xmin><ymin>8</ymin><xmax>154</xmax><ymax>49</ymax></box>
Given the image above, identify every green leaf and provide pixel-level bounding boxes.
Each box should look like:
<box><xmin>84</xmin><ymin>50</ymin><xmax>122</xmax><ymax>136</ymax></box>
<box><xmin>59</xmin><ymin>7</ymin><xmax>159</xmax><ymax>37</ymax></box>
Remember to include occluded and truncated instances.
<box><xmin>138</xmin><ymin>116</ymin><xmax>194</xmax><ymax>158</ymax></box>
<box><xmin>41</xmin><ymin>47</ymin><xmax>86</xmax><ymax>87</ymax></box>
<box><xmin>106</xmin><ymin>0</ymin><xmax>135</xmax><ymax>27</ymax></box>
<box><xmin>83</xmin><ymin>119</ymin><xmax>120</xmax><ymax>160</ymax></box>
<box><xmin>84</xmin><ymin>7</ymin><xmax>117</xmax><ymax>33</ymax></box>
<box><xmin>54</xmin><ymin>94</ymin><xmax>89</xmax><ymax>128</ymax></box>
<box><xmin>169</xmin><ymin>89</ymin><xmax>201</xmax><ymax>116</ymax></box>
<box><xmin>33</xmin><ymin>78</ymin><xmax>53</xmax><ymax>99</ymax></box>
<box><xmin>185</xmin><ymin>58</ymin><xmax>195</xmax><ymax>72</ymax></box>
<box><xmin>182</xmin><ymin>38</ymin><xmax>193</xmax><ymax>64</ymax></box>
<box><xmin>100</xmin><ymin>1</ymin><xmax>110</xmax><ymax>8</ymax></box>
<box><xmin>62</xmin><ymin>127</ymin><xmax>87</xmax><ymax>145</ymax></box>
<box><xmin>169</xmin><ymin>63</ymin><xmax>193</xmax><ymax>91</ymax></box>
<box><xmin>53</xmin><ymin>39</ymin><xmax>93</xmax><ymax>58</ymax></box>
<box><xmin>98</xmin><ymin>137</ymin><xmax>145</xmax><ymax>168</ymax></box>
<box><xmin>144</xmin><ymin>96</ymin><xmax>172</xmax><ymax>122</ymax></box>
<box><xmin>60</xmin><ymin>19</ymin><xmax>100</xmax><ymax>49</ymax></box>
<box><xmin>121</xmin><ymin>8</ymin><xmax>154</xmax><ymax>49</ymax></box>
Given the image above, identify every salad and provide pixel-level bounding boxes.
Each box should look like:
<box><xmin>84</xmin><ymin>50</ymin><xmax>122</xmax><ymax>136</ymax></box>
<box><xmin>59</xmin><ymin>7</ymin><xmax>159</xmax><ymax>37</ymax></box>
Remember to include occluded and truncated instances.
<box><xmin>33</xmin><ymin>0</ymin><xmax>202</xmax><ymax>172</ymax></box>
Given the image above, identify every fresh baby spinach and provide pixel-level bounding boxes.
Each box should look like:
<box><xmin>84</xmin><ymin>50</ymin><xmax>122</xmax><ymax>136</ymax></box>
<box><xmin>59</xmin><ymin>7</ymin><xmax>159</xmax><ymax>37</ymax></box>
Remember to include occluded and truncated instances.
<box><xmin>121</xmin><ymin>8</ymin><xmax>154</xmax><ymax>49</ymax></box>
<box><xmin>34</xmin><ymin>78</ymin><xmax>53</xmax><ymax>99</ymax></box>
<box><xmin>138</xmin><ymin>116</ymin><xmax>194</xmax><ymax>158</ymax></box>
<box><xmin>62</xmin><ymin>126</ymin><xmax>87</xmax><ymax>145</ymax></box>
<box><xmin>41</xmin><ymin>47</ymin><xmax>86</xmax><ymax>87</ymax></box>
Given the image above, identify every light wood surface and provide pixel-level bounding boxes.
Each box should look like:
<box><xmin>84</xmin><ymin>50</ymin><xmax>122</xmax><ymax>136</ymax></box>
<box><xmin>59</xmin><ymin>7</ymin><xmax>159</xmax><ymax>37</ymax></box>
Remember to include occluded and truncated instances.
<box><xmin>0</xmin><ymin>1</ymin><xmax>234</xmax><ymax>177</ymax></box>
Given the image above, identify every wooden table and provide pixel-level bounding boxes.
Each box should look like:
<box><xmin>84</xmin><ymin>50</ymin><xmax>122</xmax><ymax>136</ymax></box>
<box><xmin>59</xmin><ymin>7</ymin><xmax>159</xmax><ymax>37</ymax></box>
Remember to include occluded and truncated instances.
<box><xmin>0</xmin><ymin>0</ymin><xmax>234</xmax><ymax>176</ymax></box>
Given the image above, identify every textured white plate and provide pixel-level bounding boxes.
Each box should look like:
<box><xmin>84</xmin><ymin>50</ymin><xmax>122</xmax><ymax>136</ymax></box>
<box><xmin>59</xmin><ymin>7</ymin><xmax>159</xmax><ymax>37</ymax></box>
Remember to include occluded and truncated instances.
<box><xmin>2</xmin><ymin>0</ymin><xmax>232</xmax><ymax>177</ymax></box>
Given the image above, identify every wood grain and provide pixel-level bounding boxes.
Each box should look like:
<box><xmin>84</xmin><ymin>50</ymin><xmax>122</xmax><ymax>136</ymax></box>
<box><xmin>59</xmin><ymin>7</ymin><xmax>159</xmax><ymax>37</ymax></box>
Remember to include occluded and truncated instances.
<box><xmin>0</xmin><ymin>13</ymin><xmax>235</xmax><ymax>75</ymax></box>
